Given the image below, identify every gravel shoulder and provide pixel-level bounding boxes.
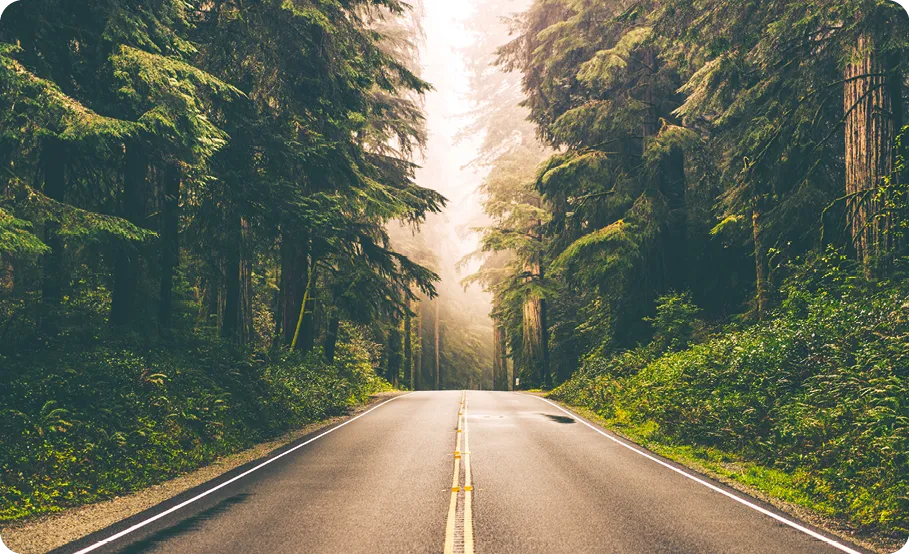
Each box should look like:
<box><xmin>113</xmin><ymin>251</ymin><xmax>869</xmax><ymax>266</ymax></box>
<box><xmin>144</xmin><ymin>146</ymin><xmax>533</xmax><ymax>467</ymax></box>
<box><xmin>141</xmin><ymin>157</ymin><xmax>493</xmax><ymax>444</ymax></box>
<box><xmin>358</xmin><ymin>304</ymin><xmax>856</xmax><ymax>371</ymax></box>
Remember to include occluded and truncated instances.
<box><xmin>0</xmin><ymin>392</ymin><xmax>404</xmax><ymax>554</ymax></box>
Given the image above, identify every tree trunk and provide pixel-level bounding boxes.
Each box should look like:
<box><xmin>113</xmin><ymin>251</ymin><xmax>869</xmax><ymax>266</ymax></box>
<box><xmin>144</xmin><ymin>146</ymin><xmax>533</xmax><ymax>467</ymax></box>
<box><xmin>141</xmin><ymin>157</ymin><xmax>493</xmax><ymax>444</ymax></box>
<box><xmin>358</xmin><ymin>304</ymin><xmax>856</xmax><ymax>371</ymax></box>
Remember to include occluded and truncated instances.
<box><xmin>221</xmin><ymin>251</ymin><xmax>240</xmax><ymax>340</ymax></box>
<box><xmin>281</xmin><ymin>229</ymin><xmax>313</xmax><ymax>349</ymax></box>
<box><xmin>493</xmin><ymin>321</ymin><xmax>508</xmax><ymax>391</ymax></box>
<box><xmin>434</xmin><ymin>298</ymin><xmax>440</xmax><ymax>390</ymax></box>
<box><xmin>221</xmin><ymin>217</ymin><xmax>244</xmax><ymax>342</ymax></box>
<box><xmin>272</xmin><ymin>259</ymin><xmax>284</xmax><ymax>348</ymax></box>
<box><xmin>239</xmin><ymin>217</ymin><xmax>254</xmax><ymax>344</ymax></box>
<box><xmin>41</xmin><ymin>138</ymin><xmax>66</xmax><ymax>333</ymax></box>
<box><xmin>324</xmin><ymin>312</ymin><xmax>340</xmax><ymax>363</ymax></box>
<box><xmin>661</xmin><ymin>144</ymin><xmax>688</xmax><ymax>293</ymax></box>
<box><xmin>290</xmin><ymin>263</ymin><xmax>317</xmax><ymax>351</ymax></box>
<box><xmin>752</xmin><ymin>194</ymin><xmax>769</xmax><ymax>319</ymax></box>
<box><xmin>404</xmin><ymin>302</ymin><xmax>413</xmax><ymax>389</ymax></box>
<box><xmin>300</xmin><ymin>260</ymin><xmax>316</xmax><ymax>352</ymax></box>
<box><xmin>506</xmin><ymin>350</ymin><xmax>513</xmax><ymax>392</ymax></box>
<box><xmin>111</xmin><ymin>142</ymin><xmax>147</xmax><ymax>328</ymax></box>
<box><xmin>522</xmin><ymin>294</ymin><xmax>545</xmax><ymax>387</ymax></box>
<box><xmin>844</xmin><ymin>32</ymin><xmax>896</xmax><ymax>277</ymax></box>
<box><xmin>387</xmin><ymin>322</ymin><xmax>402</xmax><ymax>387</ymax></box>
<box><xmin>887</xmin><ymin>48</ymin><xmax>905</xmax><ymax>259</ymax></box>
<box><xmin>414</xmin><ymin>302</ymin><xmax>423</xmax><ymax>390</ymax></box>
<box><xmin>158</xmin><ymin>163</ymin><xmax>180</xmax><ymax>331</ymax></box>
<box><xmin>522</xmin><ymin>258</ymin><xmax>549</xmax><ymax>388</ymax></box>
<box><xmin>540</xmin><ymin>287</ymin><xmax>549</xmax><ymax>387</ymax></box>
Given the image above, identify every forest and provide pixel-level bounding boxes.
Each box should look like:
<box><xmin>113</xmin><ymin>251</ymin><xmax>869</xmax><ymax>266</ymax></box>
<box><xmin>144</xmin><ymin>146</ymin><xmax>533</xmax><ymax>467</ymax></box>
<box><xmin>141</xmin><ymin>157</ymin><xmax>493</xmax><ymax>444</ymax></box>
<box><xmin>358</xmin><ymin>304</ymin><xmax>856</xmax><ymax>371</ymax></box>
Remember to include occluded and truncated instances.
<box><xmin>0</xmin><ymin>0</ymin><xmax>452</xmax><ymax>523</ymax></box>
<box><xmin>465</xmin><ymin>0</ymin><xmax>909</xmax><ymax>541</ymax></box>
<box><xmin>1</xmin><ymin>0</ymin><xmax>909</xmax><ymax>544</ymax></box>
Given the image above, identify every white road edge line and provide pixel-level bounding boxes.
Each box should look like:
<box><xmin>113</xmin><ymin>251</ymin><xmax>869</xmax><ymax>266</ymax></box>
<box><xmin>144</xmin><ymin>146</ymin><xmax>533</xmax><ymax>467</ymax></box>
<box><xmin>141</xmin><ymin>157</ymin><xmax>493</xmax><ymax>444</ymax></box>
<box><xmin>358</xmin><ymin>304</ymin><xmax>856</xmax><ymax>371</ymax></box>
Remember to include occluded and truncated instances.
<box><xmin>70</xmin><ymin>393</ymin><xmax>412</xmax><ymax>554</ymax></box>
<box><xmin>522</xmin><ymin>394</ymin><xmax>865</xmax><ymax>554</ymax></box>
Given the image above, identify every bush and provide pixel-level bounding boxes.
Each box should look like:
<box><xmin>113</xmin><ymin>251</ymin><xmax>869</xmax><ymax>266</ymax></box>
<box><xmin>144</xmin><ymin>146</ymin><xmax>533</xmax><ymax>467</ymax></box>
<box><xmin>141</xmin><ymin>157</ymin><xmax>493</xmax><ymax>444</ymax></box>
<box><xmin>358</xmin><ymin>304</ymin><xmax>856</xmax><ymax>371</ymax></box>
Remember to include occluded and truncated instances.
<box><xmin>553</xmin><ymin>276</ymin><xmax>909</xmax><ymax>537</ymax></box>
<box><xmin>646</xmin><ymin>292</ymin><xmax>701</xmax><ymax>353</ymax></box>
<box><xmin>0</xmin><ymin>325</ymin><xmax>389</xmax><ymax>522</ymax></box>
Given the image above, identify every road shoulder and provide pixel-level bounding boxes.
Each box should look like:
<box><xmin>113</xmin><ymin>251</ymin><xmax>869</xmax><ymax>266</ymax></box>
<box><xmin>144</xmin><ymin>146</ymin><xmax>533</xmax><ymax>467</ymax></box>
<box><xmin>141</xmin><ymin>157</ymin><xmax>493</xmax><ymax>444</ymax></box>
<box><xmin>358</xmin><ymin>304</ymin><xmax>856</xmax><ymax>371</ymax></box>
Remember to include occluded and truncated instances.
<box><xmin>537</xmin><ymin>395</ymin><xmax>898</xmax><ymax>554</ymax></box>
<box><xmin>1</xmin><ymin>392</ymin><xmax>405</xmax><ymax>554</ymax></box>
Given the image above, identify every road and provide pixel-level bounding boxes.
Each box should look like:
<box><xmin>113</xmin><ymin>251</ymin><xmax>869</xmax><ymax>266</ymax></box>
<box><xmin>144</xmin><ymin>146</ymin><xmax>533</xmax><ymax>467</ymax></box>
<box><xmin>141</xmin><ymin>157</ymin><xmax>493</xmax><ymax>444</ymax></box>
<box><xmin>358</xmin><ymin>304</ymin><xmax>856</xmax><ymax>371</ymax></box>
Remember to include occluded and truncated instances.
<box><xmin>54</xmin><ymin>391</ymin><xmax>868</xmax><ymax>554</ymax></box>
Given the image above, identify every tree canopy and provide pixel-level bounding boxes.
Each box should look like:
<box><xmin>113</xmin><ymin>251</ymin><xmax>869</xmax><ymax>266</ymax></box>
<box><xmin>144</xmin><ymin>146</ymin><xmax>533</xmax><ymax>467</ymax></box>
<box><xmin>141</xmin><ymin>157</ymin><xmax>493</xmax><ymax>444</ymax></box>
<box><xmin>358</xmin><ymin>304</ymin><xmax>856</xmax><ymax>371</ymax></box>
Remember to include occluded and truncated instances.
<box><xmin>466</xmin><ymin>0</ymin><xmax>909</xmax><ymax>387</ymax></box>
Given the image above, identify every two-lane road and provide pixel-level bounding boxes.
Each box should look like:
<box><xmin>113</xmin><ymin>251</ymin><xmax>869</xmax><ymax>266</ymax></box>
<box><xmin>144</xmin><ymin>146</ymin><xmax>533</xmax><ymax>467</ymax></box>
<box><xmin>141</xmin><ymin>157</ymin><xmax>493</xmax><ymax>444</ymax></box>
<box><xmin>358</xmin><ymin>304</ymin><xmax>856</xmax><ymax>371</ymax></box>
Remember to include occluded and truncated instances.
<box><xmin>54</xmin><ymin>392</ymin><xmax>868</xmax><ymax>554</ymax></box>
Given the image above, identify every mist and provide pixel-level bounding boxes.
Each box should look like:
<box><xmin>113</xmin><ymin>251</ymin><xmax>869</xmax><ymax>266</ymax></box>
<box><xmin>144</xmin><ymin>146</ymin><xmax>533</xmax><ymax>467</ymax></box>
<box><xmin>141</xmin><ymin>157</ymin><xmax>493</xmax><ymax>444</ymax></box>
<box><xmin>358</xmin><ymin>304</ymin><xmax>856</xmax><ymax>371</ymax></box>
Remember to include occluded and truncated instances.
<box><xmin>388</xmin><ymin>0</ymin><xmax>523</xmax><ymax>389</ymax></box>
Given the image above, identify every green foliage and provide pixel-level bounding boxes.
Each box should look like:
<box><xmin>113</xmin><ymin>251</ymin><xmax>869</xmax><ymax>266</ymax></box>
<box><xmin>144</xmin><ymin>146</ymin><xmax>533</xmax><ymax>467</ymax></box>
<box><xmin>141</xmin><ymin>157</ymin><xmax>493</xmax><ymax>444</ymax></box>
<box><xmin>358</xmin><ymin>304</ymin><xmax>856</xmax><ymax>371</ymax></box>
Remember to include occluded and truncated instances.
<box><xmin>0</xmin><ymin>327</ymin><xmax>388</xmax><ymax>522</ymax></box>
<box><xmin>554</xmin><ymin>263</ymin><xmax>909</xmax><ymax>536</ymax></box>
<box><xmin>645</xmin><ymin>292</ymin><xmax>701</xmax><ymax>353</ymax></box>
<box><xmin>476</xmin><ymin>0</ymin><xmax>909</xmax><ymax>394</ymax></box>
<box><xmin>17</xmin><ymin>188</ymin><xmax>157</xmax><ymax>243</ymax></box>
<box><xmin>0</xmin><ymin>208</ymin><xmax>48</xmax><ymax>255</ymax></box>
<box><xmin>0</xmin><ymin>0</ymin><xmax>442</xmax><ymax>520</ymax></box>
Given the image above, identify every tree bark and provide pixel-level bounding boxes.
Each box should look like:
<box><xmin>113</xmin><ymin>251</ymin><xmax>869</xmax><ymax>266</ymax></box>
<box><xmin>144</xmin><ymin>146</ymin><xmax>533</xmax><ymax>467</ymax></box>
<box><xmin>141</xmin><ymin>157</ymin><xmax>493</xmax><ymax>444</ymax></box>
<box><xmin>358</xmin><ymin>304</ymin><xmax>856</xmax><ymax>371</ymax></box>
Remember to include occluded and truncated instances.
<box><xmin>111</xmin><ymin>141</ymin><xmax>147</xmax><ymax>328</ymax></box>
<box><xmin>158</xmin><ymin>163</ymin><xmax>180</xmax><ymax>331</ymax></box>
<box><xmin>404</xmin><ymin>302</ymin><xmax>413</xmax><ymax>389</ymax></box>
<box><xmin>272</xmin><ymin>258</ymin><xmax>284</xmax><ymax>347</ymax></box>
<box><xmin>661</xmin><ymin>143</ymin><xmax>688</xmax><ymax>293</ymax></box>
<box><xmin>387</xmin><ymin>322</ymin><xmax>402</xmax><ymax>387</ymax></box>
<box><xmin>752</xmin><ymin>194</ymin><xmax>769</xmax><ymax>319</ymax></box>
<box><xmin>414</xmin><ymin>302</ymin><xmax>423</xmax><ymax>390</ymax></box>
<box><xmin>324</xmin><ymin>312</ymin><xmax>340</xmax><ymax>363</ymax></box>
<box><xmin>493</xmin><ymin>320</ymin><xmax>508</xmax><ymax>391</ymax></box>
<box><xmin>434</xmin><ymin>298</ymin><xmax>440</xmax><ymax>390</ymax></box>
<box><xmin>290</xmin><ymin>263</ymin><xmax>317</xmax><ymax>351</ymax></box>
<box><xmin>844</xmin><ymin>32</ymin><xmax>896</xmax><ymax>277</ymax></box>
<box><xmin>41</xmin><ymin>138</ymin><xmax>66</xmax><ymax>333</ymax></box>
<box><xmin>221</xmin><ymin>247</ymin><xmax>240</xmax><ymax>340</ymax></box>
<box><xmin>506</xmin><ymin>349</ymin><xmax>513</xmax><ymax>392</ymax></box>
<box><xmin>522</xmin><ymin>293</ymin><xmax>546</xmax><ymax>387</ymax></box>
<box><xmin>887</xmin><ymin>48</ymin><xmax>905</xmax><ymax>259</ymax></box>
<box><xmin>239</xmin><ymin>217</ymin><xmax>254</xmax><ymax>344</ymax></box>
<box><xmin>298</xmin><ymin>232</ymin><xmax>315</xmax><ymax>352</ymax></box>
<box><xmin>281</xmin><ymin>229</ymin><xmax>314</xmax><ymax>350</ymax></box>
<box><xmin>220</xmin><ymin>217</ymin><xmax>247</xmax><ymax>343</ymax></box>
<box><xmin>522</xmin><ymin>259</ymin><xmax>549</xmax><ymax>388</ymax></box>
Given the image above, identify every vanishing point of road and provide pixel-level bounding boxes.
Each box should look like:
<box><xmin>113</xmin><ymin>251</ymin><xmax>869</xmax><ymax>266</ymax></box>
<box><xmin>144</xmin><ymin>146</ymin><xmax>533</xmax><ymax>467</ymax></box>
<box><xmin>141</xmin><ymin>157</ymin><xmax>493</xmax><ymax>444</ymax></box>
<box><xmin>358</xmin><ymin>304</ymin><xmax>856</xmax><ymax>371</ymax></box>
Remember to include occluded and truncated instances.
<box><xmin>55</xmin><ymin>391</ymin><xmax>869</xmax><ymax>554</ymax></box>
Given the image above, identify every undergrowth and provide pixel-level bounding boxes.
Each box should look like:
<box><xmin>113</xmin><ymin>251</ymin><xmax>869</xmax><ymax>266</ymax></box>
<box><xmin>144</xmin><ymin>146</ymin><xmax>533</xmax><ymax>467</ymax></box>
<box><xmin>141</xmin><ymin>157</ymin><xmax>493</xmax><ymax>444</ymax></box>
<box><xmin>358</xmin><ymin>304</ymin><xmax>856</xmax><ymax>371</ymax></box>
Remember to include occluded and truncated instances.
<box><xmin>552</xmin><ymin>253</ymin><xmax>909</xmax><ymax>538</ymax></box>
<box><xmin>0</xmin><ymin>324</ymin><xmax>389</xmax><ymax>522</ymax></box>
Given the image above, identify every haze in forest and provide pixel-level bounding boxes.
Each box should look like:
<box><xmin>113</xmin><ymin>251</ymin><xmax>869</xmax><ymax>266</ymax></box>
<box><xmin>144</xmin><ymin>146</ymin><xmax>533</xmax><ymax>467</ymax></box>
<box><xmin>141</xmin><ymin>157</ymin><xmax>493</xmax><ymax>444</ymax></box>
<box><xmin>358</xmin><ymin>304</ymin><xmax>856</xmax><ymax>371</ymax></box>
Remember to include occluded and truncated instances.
<box><xmin>388</xmin><ymin>0</ymin><xmax>531</xmax><ymax>390</ymax></box>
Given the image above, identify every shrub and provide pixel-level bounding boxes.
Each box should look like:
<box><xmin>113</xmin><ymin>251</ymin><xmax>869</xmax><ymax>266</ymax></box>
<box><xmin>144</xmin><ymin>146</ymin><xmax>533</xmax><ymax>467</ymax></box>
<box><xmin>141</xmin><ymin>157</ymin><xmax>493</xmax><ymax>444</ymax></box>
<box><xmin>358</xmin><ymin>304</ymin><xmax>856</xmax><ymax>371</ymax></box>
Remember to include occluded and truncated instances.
<box><xmin>646</xmin><ymin>292</ymin><xmax>701</xmax><ymax>353</ymax></box>
<box><xmin>553</xmin><ymin>278</ymin><xmax>909</xmax><ymax>536</ymax></box>
<box><xmin>0</xmin><ymin>326</ymin><xmax>388</xmax><ymax>522</ymax></box>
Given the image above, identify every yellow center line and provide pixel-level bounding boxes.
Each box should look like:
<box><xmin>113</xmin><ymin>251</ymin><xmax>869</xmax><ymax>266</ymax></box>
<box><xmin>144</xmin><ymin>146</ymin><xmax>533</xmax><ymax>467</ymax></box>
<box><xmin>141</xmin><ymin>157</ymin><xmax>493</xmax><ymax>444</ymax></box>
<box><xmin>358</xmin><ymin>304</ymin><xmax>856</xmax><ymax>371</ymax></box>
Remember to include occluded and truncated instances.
<box><xmin>444</xmin><ymin>391</ymin><xmax>475</xmax><ymax>554</ymax></box>
<box><xmin>463</xmin><ymin>394</ymin><xmax>474</xmax><ymax>554</ymax></box>
<box><xmin>444</xmin><ymin>392</ymin><xmax>464</xmax><ymax>554</ymax></box>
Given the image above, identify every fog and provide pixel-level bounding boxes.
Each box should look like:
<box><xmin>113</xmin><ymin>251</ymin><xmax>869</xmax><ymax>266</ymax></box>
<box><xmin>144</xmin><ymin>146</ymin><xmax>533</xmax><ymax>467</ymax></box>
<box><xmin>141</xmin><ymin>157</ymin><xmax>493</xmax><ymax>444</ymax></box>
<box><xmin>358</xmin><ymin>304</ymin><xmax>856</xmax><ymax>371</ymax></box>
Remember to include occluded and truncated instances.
<box><xmin>388</xmin><ymin>0</ymin><xmax>504</xmax><ymax>388</ymax></box>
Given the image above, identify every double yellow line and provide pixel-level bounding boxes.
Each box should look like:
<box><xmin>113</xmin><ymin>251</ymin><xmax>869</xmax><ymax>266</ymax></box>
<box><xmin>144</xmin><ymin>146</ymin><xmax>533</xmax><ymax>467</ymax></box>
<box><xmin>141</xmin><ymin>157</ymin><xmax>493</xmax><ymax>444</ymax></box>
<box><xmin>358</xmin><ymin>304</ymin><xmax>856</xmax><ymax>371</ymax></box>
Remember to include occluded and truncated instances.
<box><xmin>444</xmin><ymin>391</ymin><xmax>474</xmax><ymax>554</ymax></box>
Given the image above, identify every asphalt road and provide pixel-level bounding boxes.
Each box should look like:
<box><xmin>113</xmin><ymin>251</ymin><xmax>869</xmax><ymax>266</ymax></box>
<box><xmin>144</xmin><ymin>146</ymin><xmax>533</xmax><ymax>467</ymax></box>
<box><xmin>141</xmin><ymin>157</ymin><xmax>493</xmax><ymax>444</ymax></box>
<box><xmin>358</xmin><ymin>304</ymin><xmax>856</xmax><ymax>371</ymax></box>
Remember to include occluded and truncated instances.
<box><xmin>54</xmin><ymin>391</ymin><xmax>869</xmax><ymax>554</ymax></box>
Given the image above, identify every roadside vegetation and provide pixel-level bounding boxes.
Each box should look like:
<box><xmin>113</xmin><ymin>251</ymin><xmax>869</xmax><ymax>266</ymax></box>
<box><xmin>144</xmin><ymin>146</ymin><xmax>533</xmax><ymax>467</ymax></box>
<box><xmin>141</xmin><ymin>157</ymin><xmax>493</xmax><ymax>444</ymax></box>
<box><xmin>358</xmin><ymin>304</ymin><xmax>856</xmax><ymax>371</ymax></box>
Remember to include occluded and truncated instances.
<box><xmin>0</xmin><ymin>321</ymin><xmax>389</xmax><ymax>522</ymax></box>
<box><xmin>553</xmin><ymin>251</ymin><xmax>909</xmax><ymax>538</ymax></box>
<box><xmin>0</xmin><ymin>0</ymin><xmax>436</xmax><ymax>522</ymax></box>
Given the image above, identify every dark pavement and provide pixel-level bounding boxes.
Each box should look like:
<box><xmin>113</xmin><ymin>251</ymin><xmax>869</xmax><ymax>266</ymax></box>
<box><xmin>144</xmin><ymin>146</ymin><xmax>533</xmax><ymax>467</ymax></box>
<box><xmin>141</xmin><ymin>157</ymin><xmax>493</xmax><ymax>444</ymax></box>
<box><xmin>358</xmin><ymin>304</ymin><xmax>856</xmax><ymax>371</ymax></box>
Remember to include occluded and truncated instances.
<box><xmin>55</xmin><ymin>391</ymin><xmax>868</xmax><ymax>554</ymax></box>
